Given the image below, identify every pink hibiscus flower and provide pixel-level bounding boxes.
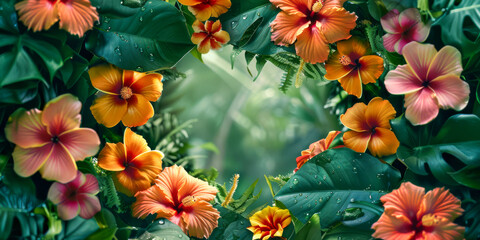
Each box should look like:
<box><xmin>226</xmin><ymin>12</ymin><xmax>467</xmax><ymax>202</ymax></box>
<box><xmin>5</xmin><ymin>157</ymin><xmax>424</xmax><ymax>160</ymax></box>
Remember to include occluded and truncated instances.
<box><xmin>384</xmin><ymin>42</ymin><xmax>470</xmax><ymax>125</ymax></box>
<box><xmin>47</xmin><ymin>171</ymin><xmax>101</xmax><ymax>220</ymax></box>
<box><xmin>4</xmin><ymin>94</ymin><xmax>101</xmax><ymax>183</ymax></box>
<box><xmin>381</xmin><ymin>8</ymin><xmax>430</xmax><ymax>54</ymax></box>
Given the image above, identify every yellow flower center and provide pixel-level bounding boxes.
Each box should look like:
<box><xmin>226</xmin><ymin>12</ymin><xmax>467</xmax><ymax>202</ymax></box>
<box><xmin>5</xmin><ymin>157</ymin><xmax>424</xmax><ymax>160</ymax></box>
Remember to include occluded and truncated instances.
<box><xmin>182</xmin><ymin>195</ymin><xmax>196</xmax><ymax>207</ymax></box>
<box><xmin>339</xmin><ymin>55</ymin><xmax>352</xmax><ymax>66</ymax></box>
<box><xmin>120</xmin><ymin>86</ymin><xmax>133</xmax><ymax>100</ymax></box>
<box><xmin>312</xmin><ymin>1</ymin><xmax>324</xmax><ymax>13</ymax></box>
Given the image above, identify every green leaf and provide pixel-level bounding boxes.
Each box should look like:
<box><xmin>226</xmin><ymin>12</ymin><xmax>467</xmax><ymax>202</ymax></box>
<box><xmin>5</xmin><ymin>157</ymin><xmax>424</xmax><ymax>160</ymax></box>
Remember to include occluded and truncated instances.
<box><xmin>86</xmin><ymin>1</ymin><xmax>194</xmax><ymax>71</ymax></box>
<box><xmin>434</xmin><ymin>0</ymin><xmax>480</xmax><ymax>58</ymax></box>
<box><xmin>295</xmin><ymin>213</ymin><xmax>322</xmax><ymax>240</ymax></box>
<box><xmin>367</xmin><ymin>0</ymin><xmax>388</xmax><ymax>21</ymax></box>
<box><xmin>223</xmin><ymin>219</ymin><xmax>253</xmax><ymax>240</ymax></box>
<box><xmin>86</xmin><ymin>228</ymin><xmax>117</xmax><ymax>240</ymax></box>
<box><xmin>55</xmin><ymin>217</ymin><xmax>100</xmax><ymax>240</ymax></box>
<box><xmin>0</xmin><ymin>0</ymin><xmax>19</xmax><ymax>33</ymax></box>
<box><xmin>210</xmin><ymin>206</ymin><xmax>253</xmax><ymax>240</ymax></box>
<box><xmin>392</xmin><ymin>114</ymin><xmax>480</xmax><ymax>185</ymax></box>
<box><xmin>449</xmin><ymin>165</ymin><xmax>480</xmax><ymax>190</ymax></box>
<box><xmin>34</xmin><ymin>206</ymin><xmax>62</xmax><ymax>239</ymax></box>
<box><xmin>381</xmin><ymin>0</ymin><xmax>416</xmax><ymax>11</ymax></box>
<box><xmin>136</xmin><ymin>219</ymin><xmax>188</xmax><ymax>240</ymax></box>
<box><xmin>322</xmin><ymin>224</ymin><xmax>373</xmax><ymax>240</ymax></box>
<box><xmin>90</xmin><ymin>0</ymin><xmax>140</xmax><ymax>18</ymax></box>
<box><xmin>229</xmin><ymin>179</ymin><xmax>261</xmax><ymax>214</ymax></box>
<box><xmin>275</xmin><ymin>148</ymin><xmax>401</xmax><ymax>227</ymax></box>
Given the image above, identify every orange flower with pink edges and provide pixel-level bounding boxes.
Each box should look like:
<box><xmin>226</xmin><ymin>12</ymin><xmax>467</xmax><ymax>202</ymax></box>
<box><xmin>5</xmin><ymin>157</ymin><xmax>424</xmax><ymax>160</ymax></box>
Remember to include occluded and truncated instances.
<box><xmin>340</xmin><ymin>97</ymin><xmax>399</xmax><ymax>157</ymax></box>
<box><xmin>4</xmin><ymin>94</ymin><xmax>100</xmax><ymax>183</ymax></box>
<box><xmin>372</xmin><ymin>182</ymin><xmax>465</xmax><ymax>240</ymax></box>
<box><xmin>247</xmin><ymin>206</ymin><xmax>292</xmax><ymax>240</ymax></box>
<box><xmin>88</xmin><ymin>64</ymin><xmax>163</xmax><ymax>128</ymax></box>
<box><xmin>132</xmin><ymin>165</ymin><xmax>220</xmax><ymax>238</ymax></box>
<box><xmin>325</xmin><ymin>37</ymin><xmax>384</xmax><ymax>98</ymax></box>
<box><xmin>191</xmin><ymin>20</ymin><xmax>230</xmax><ymax>54</ymax></box>
<box><xmin>178</xmin><ymin>0</ymin><xmax>231</xmax><ymax>21</ymax></box>
<box><xmin>270</xmin><ymin>0</ymin><xmax>357</xmax><ymax>64</ymax></box>
<box><xmin>15</xmin><ymin>0</ymin><xmax>99</xmax><ymax>37</ymax></box>
<box><xmin>97</xmin><ymin>128</ymin><xmax>163</xmax><ymax>196</ymax></box>
<box><xmin>295</xmin><ymin>130</ymin><xmax>341</xmax><ymax>172</ymax></box>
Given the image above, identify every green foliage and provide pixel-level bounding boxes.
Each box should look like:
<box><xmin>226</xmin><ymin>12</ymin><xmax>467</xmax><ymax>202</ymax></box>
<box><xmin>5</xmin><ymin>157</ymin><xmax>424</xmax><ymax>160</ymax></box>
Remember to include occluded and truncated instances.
<box><xmin>275</xmin><ymin>148</ymin><xmax>401</xmax><ymax>227</ymax></box>
<box><xmin>225</xmin><ymin>180</ymin><xmax>262</xmax><ymax>214</ymax></box>
<box><xmin>381</xmin><ymin>0</ymin><xmax>417</xmax><ymax>11</ymax></box>
<box><xmin>367</xmin><ymin>0</ymin><xmax>388</xmax><ymax>21</ymax></box>
<box><xmin>294</xmin><ymin>213</ymin><xmax>322</xmax><ymax>240</ymax></box>
<box><xmin>210</xmin><ymin>206</ymin><xmax>253</xmax><ymax>240</ymax></box>
<box><xmin>86</xmin><ymin>0</ymin><xmax>194</xmax><ymax>71</ymax></box>
<box><xmin>392</xmin><ymin>114</ymin><xmax>480</xmax><ymax>186</ymax></box>
<box><xmin>136</xmin><ymin>219</ymin><xmax>188</xmax><ymax>240</ymax></box>
<box><xmin>90</xmin><ymin>0</ymin><xmax>140</xmax><ymax>18</ymax></box>
<box><xmin>55</xmin><ymin>217</ymin><xmax>100</xmax><ymax>240</ymax></box>
<box><xmin>279</xmin><ymin>68</ymin><xmax>295</xmax><ymax>93</ymax></box>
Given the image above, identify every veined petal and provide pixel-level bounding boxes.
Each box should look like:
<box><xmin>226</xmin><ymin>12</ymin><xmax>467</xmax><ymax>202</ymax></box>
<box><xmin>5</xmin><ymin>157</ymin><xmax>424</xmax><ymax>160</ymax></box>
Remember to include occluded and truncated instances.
<box><xmin>270</xmin><ymin>12</ymin><xmax>310</xmax><ymax>46</ymax></box>
<box><xmin>57</xmin><ymin>199</ymin><xmax>80</xmax><ymax>220</ymax></box>
<box><xmin>197</xmin><ymin>37</ymin><xmax>212</xmax><ymax>54</ymax></box>
<box><xmin>98</xmin><ymin>142</ymin><xmax>126</xmax><ymax>171</ymax></box>
<box><xmin>398</xmin><ymin>8</ymin><xmax>421</xmax><ymax>30</ymax></box>
<box><xmin>340</xmin><ymin>102</ymin><xmax>369</xmax><ymax>132</ymax></box>
<box><xmin>79</xmin><ymin>174</ymin><xmax>100</xmax><ymax>195</ymax></box>
<box><xmin>358</xmin><ymin>55</ymin><xmax>384</xmax><ymax>85</ymax></box>
<box><xmin>402</xmin><ymin>42</ymin><xmax>437</xmax><ymax>81</ymax></box>
<box><xmin>123</xmin><ymin>70</ymin><xmax>148</xmax><ymax>88</ymax></box>
<box><xmin>39</xmin><ymin>144</ymin><xmax>77</xmax><ymax>183</ymax></box>
<box><xmin>114</xmin><ymin>169</ymin><xmax>154</xmax><ymax>196</ymax></box>
<box><xmin>269</xmin><ymin>0</ymin><xmax>311</xmax><ymax>16</ymax></box>
<box><xmin>181</xmin><ymin>201</ymin><xmax>220</xmax><ymax>238</ymax></box>
<box><xmin>404</xmin><ymin>88</ymin><xmax>439</xmax><ymax>126</ymax></box>
<box><xmin>324</xmin><ymin>131</ymin><xmax>341</xmax><ymax>149</ymax></box>
<box><xmin>154</xmin><ymin>165</ymin><xmax>187</xmax><ymax>203</ymax></box>
<box><xmin>317</xmin><ymin>7</ymin><xmax>357</xmax><ymax>43</ymax></box>
<box><xmin>419</xmin><ymin>187</ymin><xmax>463</xmax><ymax>221</ymax></box>
<box><xmin>372</xmin><ymin>213</ymin><xmax>416</xmax><ymax>240</ymax></box>
<box><xmin>130</xmin><ymin>74</ymin><xmax>163</xmax><ymax>102</ymax></box>
<box><xmin>385</xmin><ymin>64</ymin><xmax>424</xmax><ymax>95</ymax></box>
<box><xmin>343</xmin><ymin>131</ymin><xmax>371</xmax><ymax>153</ymax></box>
<box><xmin>338</xmin><ymin>69</ymin><xmax>363</xmax><ymax>98</ymax></box>
<box><xmin>88</xmin><ymin>64</ymin><xmax>123</xmax><ymax>94</ymax></box>
<box><xmin>368</xmin><ymin>128</ymin><xmax>399</xmax><ymax>157</ymax></box>
<box><xmin>324</xmin><ymin>51</ymin><xmax>355</xmax><ymax>80</ymax></box>
<box><xmin>132</xmin><ymin>184</ymin><xmax>176</xmax><ymax>218</ymax></box>
<box><xmin>420</xmin><ymin>215</ymin><xmax>465</xmax><ymax>240</ymax></box>
<box><xmin>90</xmin><ymin>94</ymin><xmax>127</xmax><ymax>128</ymax></box>
<box><xmin>209</xmin><ymin>0</ymin><xmax>231</xmax><ymax>18</ymax></box>
<box><xmin>380</xmin><ymin>182</ymin><xmax>425</xmax><ymax>220</ymax></box>
<box><xmin>427</xmin><ymin>46</ymin><xmax>463</xmax><ymax>80</ymax></box>
<box><xmin>336</xmin><ymin>37</ymin><xmax>369</xmax><ymax>61</ymax></box>
<box><xmin>188</xmin><ymin>4</ymin><xmax>212</xmax><ymax>21</ymax></box>
<box><xmin>295</xmin><ymin>26</ymin><xmax>330</xmax><ymax>64</ymax></box>
<box><xmin>380</xmin><ymin>9</ymin><xmax>401</xmax><ymax>34</ymax></box>
<box><xmin>429</xmin><ymin>75</ymin><xmax>470</xmax><ymax>111</ymax></box>
<box><xmin>177</xmin><ymin>0</ymin><xmax>202</xmax><ymax>6</ymax></box>
<box><xmin>5</xmin><ymin>109</ymin><xmax>50</xmax><ymax>148</ymax></box>
<box><xmin>47</xmin><ymin>182</ymin><xmax>68</xmax><ymax>204</ymax></box>
<box><xmin>365</xmin><ymin>97</ymin><xmax>396</xmax><ymax>129</ymax></box>
<box><xmin>57</xmin><ymin>0</ymin><xmax>99</xmax><ymax>37</ymax></box>
<box><xmin>192</xmin><ymin>20</ymin><xmax>206</xmax><ymax>32</ymax></box>
<box><xmin>192</xmin><ymin>32</ymin><xmax>208</xmax><ymax>45</ymax></box>
<box><xmin>209</xmin><ymin>38</ymin><xmax>222</xmax><ymax>50</ymax></box>
<box><xmin>124</xmin><ymin>128</ymin><xmax>151</xmax><ymax>160</ymax></box>
<box><xmin>323</xmin><ymin>0</ymin><xmax>348</xmax><ymax>9</ymax></box>
<box><xmin>14</xmin><ymin>0</ymin><xmax>59</xmax><ymax>32</ymax></box>
<box><xmin>42</xmin><ymin>94</ymin><xmax>82</xmax><ymax>136</ymax></box>
<box><xmin>77</xmin><ymin>194</ymin><xmax>101</xmax><ymax>219</ymax></box>
<box><xmin>178</xmin><ymin>170</ymin><xmax>217</xmax><ymax>202</ymax></box>
<box><xmin>382</xmin><ymin>33</ymin><xmax>401</xmax><ymax>52</ymax></box>
<box><xmin>12</xmin><ymin>144</ymin><xmax>53</xmax><ymax>178</ymax></box>
<box><xmin>130</xmin><ymin>151</ymin><xmax>164</xmax><ymax>181</ymax></box>
<box><xmin>122</xmin><ymin>94</ymin><xmax>154</xmax><ymax>127</ymax></box>
<box><xmin>59</xmin><ymin>128</ymin><xmax>100</xmax><ymax>161</ymax></box>
<box><xmin>408</xmin><ymin>20</ymin><xmax>430</xmax><ymax>43</ymax></box>
<box><xmin>212</xmin><ymin>30</ymin><xmax>230</xmax><ymax>44</ymax></box>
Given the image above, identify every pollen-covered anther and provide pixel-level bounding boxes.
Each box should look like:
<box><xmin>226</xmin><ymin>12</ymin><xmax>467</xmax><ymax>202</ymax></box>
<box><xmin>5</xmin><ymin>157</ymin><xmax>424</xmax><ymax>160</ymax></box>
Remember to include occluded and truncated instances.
<box><xmin>182</xmin><ymin>195</ymin><xmax>197</xmax><ymax>207</ymax></box>
<box><xmin>339</xmin><ymin>55</ymin><xmax>352</xmax><ymax>66</ymax></box>
<box><xmin>120</xmin><ymin>86</ymin><xmax>133</xmax><ymax>100</ymax></box>
<box><xmin>312</xmin><ymin>1</ymin><xmax>324</xmax><ymax>12</ymax></box>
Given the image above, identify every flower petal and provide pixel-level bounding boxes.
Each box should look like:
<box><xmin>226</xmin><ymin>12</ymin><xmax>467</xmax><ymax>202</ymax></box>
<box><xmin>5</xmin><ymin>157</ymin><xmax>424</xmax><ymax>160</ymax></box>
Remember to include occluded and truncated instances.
<box><xmin>197</xmin><ymin>37</ymin><xmax>212</xmax><ymax>54</ymax></box>
<box><xmin>47</xmin><ymin>181</ymin><xmax>68</xmax><ymax>204</ymax></box>
<box><xmin>59</xmin><ymin>128</ymin><xmax>100</xmax><ymax>161</ymax></box>
<box><xmin>132</xmin><ymin>184</ymin><xmax>176</xmax><ymax>218</ymax></box>
<box><xmin>98</xmin><ymin>142</ymin><xmax>126</xmax><ymax>171</ymax></box>
<box><xmin>39</xmin><ymin>144</ymin><xmax>77</xmax><ymax>183</ymax></box>
<box><xmin>338</xmin><ymin>69</ymin><xmax>363</xmax><ymax>98</ymax></box>
<box><xmin>372</xmin><ymin>213</ymin><xmax>416</xmax><ymax>240</ymax></box>
<box><xmin>130</xmin><ymin>74</ymin><xmax>163</xmax><ymax>102</ymax></box>
<box><xmin>365</xmin><ymin>97</ymin><xmax>396</xmax><ymax>129</ymax></box>
<box><xmin>380</xmin><ymin>9</ymin><xmax>401</xmax><ymax>34</ymax></box>
<box><xmin>382</xmin><ymin>33</ymin><xmax>401</xmax><ymax>52</ymax></box>
<box><xmin>358</xmin><ymin>55</ymin><xmax>384</xmax><ymax>85</ymax></box>
<box><xmin>124</xmin><ymin>128</ymin><xmax>150</xmax><ymax>159</ymax></box>
<box><xmin>181</xmin><ymin>201</ymin><xmax>220</xmax><ymax>238</ymax></box>
<box><xmin>5</xmin><ymin>109</ymin><xmax>50</xmax><ymax>148</ymax></box>
<box><xmin>123</xmin><ymin>70</ymin><xmax>148</xmax><ymax>88</ymax></box>
<box><xmin>80</xmin><ymin>174</ymin><xmax>100</xmax><ymax>195</ymax></box>
<box><xmin>427</xmin><ymin>46</ymin><xmax>463</xmax><ymax>80</ymax></box>
<box><xmin>270</xmin><ymin>12</ymin><xmax>310</xmax><ymax>46</ymax></box>
<box><xmin>380</xmin><ymin>182</ymin><xmax>425</xmax><ymax>219</ymax></box>
<box><xmin>88</xmin><ymin>64</ymin><xmax>123</xmax><ymax>94</ymax></box>
<box><xmin>77</xmin><ymin>194</ymin><xmax>101</xmax><ymax>219</ymax></box>
<box><xmin>385</xmin><ymin>64</ymin><xmax>424</xmax><ymax>95</ymax></box>
<box><xmin>343</xmin><ymin>131</ymin><xmax>371</xmax><ymax>153</ymax></box>
<box><xmin>114</xmin><ymin>169</ymin><xmax>154</xmax><ymax>196</ymax></box>
<box><xmin>57</xmin><ymin>0</ymin><xmax>99</xmax><ymax>37</ymax></box>
<box><xmin>192</xmin><ymin>32</ymin><xmax>208</xmax><ymax>45</ymax></box>
<box><xmin>429</xmin><ymin>75</ymin><xmax>470</xmax><ymax>111</ymax></box>
<box><xmin>212</xmin><ymin>30</ymin><xmax>230</xmax><ymax>44</ymax></box>
<box><xmin>404</xmin><ymin>88</ymin><xmax>439</xmax><ymax>125</ymax></box>
<box><xmin>398</xmin><ymin>8</ymin><xmax>421</xmax><ymax>29</ymax></box>
<box><xmin>402</xmin><ymin>42</ymin><xmax>437</xmax><ymax>81</ymax></box>
<box><xmin>368</xmin><ymin>128</ymin><xmax>399</xmax><ymax>157</ymax></box>
<box><xmin>295</xmin><ymin>26</ymin><xmax>330</xmax><ymax>64</ymax></box>
<box><xmin>57</xmin><ymin>199</ymin><xmax>80</xmax><ymax>220</ymax></box>
<box><xmin>324</xmin><ymin>131</ymin><xmax>341</xmax><ymax>149</ymax></box>
<box><xmin>336</xmin><ymin>37</ymin><xmax>369</xmax><ymax>61</ymax></box>
<box><xmin>122</xmin><ymin>94</ymin><xmax>154</xmax><ymax>127</ymax></box>
<box><xmin>209</xmin><ymin>0</ymin><xmax>231</xmax><ymax>18</ymax></box>
<box><xmin>14</xmin><ymin>0</ymin><xmax>59</xmax><ymax>32</ymax></box>
<box><xmin>188</xmin><ymin>4</ymin><xmax>212</xmax><ymax>21</ymax></box>
<box><xmin>42</xmin><ymin>94</ymin><xmax>82</xmax><ymax>136</ymax></box>
<box><xmin>324</xmin><ymin>51</ymin><xmax>355</xmax><ymax>80</ymax></box>
<box><xmin>12</xmin><ymin>144</ymin><xmax>52</xmax><ymax>178</ymax></box>
<box><xmin>178</xmin><ymin>170</ymin><xmax>217</xmax><ymax>202</ymax></box>
<box><xmin>192</xmin><ymin>20</ymin><xmax>205</xmax><ymax>32</ymax></box>
<box><xmin>421</xmin><ymin>215</ymin><xmax>465</xmax><ymax>240</ymax></box>
<box><xmin>90</xmin><ymin>94</ymin><xmax>127</xmax><ymax>128</ymax></box>
<box><xmin>269</xmin><ymin>0</ymin><xmax>311</xmax><ymax>16</ymax></box>
<box><xmin>419</xmin><ymin>187</ymin><xmax>463</xmax><ymax>220</ymax></box>
<box><xmin>318</xmin><ymin>7</ymin><xmax>357</xmax><ymax>43</ymax></box>
<box><xmin>130</xmin><ymin>151</ymin><xmax>164</xmax><ymax>181</ymax></box>
<box><xmin>340</xmin><ymin>102</ymin><xmax>369</xmax><ymax>132</ymax></box>
<box><xmin>154</xmin><ymin>165</ymin><xmax>187</xmax><ymax>203</ymax></box>
<box><xmin>177</xmin><ymin>0</ymin><xmax>202</xmax><ymax>6</ymax></box>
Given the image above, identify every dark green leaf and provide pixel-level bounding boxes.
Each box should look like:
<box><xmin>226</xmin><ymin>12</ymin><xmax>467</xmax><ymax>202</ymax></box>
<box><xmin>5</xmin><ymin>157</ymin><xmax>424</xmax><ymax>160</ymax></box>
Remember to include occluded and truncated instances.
<box><xmin>382</xmin><ymin>0</ymin><xmax>416</xmax><ymax>11</ymax></box>
<box><xmin>210</xmin><ymin>206</ymin><xmax>251</xmax><ymax>240</ymax></box>
<box><xmin>55</xmin><ymin>217</ymin><xmax>100</xmax><ymax>240</ymax></box>
<box><xmin>295</xmin><ymin>213</ymin><xmax>322</xmax><ymax>240</ymax></box>
<box><xmin>322</xmin><ymin>224</ymin><xmax>373</xmax><ymax>240</ymax></box>
<box><xmin>448</xmin><ymin>165</ymin><xmax>480</xmax><ymax>189</ymax></box>
<box><xmin>367</xmin><ymin>0</ymin><xmax>388</xmax><ymax>21</ymax></box>
<box><xmin>136</xmin><ymin>219</ymin><xmax>188</xmax><ymax>240</ymax></box>
<box><xmin>90</xmin><ymin>0</ymin><xmax>139</xmax><ymax>18</ymax></box>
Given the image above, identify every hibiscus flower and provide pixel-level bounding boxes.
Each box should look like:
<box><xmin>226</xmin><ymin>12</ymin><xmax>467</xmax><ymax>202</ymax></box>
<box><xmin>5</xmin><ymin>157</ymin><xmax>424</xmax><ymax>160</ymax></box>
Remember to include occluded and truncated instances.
<box><xmin>247</xmin><ymin>206</ymin><xmax>292</xmax><ymax>240</ymax></box>
<box><xmin>178</xmin><ymin>0</ymin><xmax>231</xmax><ymax>21</ymax></box>
<box><xmin>295</xmin><ymin>130</ymin><xmax>341</xmax><ymax>172</ymax></box>
<box><xmin>191</xmin><ymin>20</ymin><xmax>230</xmax><ymax>54</ymax></box>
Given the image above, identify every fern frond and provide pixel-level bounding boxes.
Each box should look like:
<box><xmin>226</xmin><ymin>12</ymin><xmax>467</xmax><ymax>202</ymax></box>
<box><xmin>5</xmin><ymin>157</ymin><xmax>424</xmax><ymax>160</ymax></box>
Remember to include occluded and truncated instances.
<box><xmin>279</xmin><ymin>68</ymin><xmax>296</xmax><ymax>93</ymax></box>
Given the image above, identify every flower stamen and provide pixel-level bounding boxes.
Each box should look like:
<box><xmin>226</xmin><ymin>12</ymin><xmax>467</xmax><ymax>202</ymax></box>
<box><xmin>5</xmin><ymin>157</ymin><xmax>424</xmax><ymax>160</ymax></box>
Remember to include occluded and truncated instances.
<box><xmin>182</xmin><ymin>195</ymin><xmax>196</xmax><ymax>207</ymax></box>
<box><xmin>312</xmin><ymin>0</ymin><xmax>324</xmax><ymax>13</ymax></box>
<box><xmin>120</xmin><ymin>86</ymin><xmax>133</xmax><ymax>100</ymax></box>
<box><xmin>339</xmin><ymin>55</ymin><xmax>352</xmax><ymax>66</ymax></box>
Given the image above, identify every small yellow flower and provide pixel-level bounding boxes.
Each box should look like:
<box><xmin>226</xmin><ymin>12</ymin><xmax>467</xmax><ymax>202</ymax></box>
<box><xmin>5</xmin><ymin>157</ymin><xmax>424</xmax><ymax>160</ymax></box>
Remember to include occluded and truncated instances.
<box><xmin>247</xmin><ymin>206</ymin><xmax>291</xmax><ymax>240</ymax></box>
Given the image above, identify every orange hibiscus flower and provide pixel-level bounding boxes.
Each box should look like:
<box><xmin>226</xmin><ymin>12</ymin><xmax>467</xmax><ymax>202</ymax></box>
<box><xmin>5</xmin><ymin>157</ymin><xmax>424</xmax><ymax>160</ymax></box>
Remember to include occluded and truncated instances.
<box><xmin>340</xmin><ymin>97</ymin><xmax>399</xmax><ymax>157</ymax></box>
<box><xmin>325</xmin><ymin>37</ymin><xmax>384</xmax><ymax>98</ymax></box>
<box><xmin>270</xmin><ymin>0</ymin><xmax>357</xmax><ymax>64</ymax></box>
<box><xmin>97</xmin><ymin>128</ymin><xmax>163</xmax><ymax>196</ymax></box>
<box><xmin>88</xmin><ymin>64</ymin><xmax>163</xmax><ymax>128</ymax></box>
<box><xmin>132</xmin><ymin>165</ymin><xmax>220</xmax><ymax>239</ymax></box>
<box><xmin>295</xmin><ymin>130</ymin><xmax>341</xmax><ymax>172</ymax></box>
<box><xmin>178</xmin><ymin>0</ymin><xmax>231</xmax><ymax>21</ymax></box>
<box><xmin>372</xmin><ymin>182</ymin><xmax>465</xmax><ymax>240</ymax></box>
<box><xmin>247</xmin><ymin>206</ymin><xmax>292</xmax><ymax>240</ymax></box>
<box><xmin>191</xmin><ymin>20</ymin><xmax>230</xmax><ymax>54</ymax></box>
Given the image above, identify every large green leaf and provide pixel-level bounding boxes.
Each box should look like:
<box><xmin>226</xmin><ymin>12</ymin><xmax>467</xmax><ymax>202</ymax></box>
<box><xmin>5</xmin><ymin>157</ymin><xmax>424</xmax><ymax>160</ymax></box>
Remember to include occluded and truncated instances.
<box><xmin>86</xmin><ymin>1</ymin><xmax>194</xmax><ymax>71</ymax></box>
<box><xmin>434</xmin><ymin>0</ymin><xmax>480</xmax><ymax>58</ymax></box>
<box><xmin>136</xmin><ymin>219</ymin><xmax>188</xmax><ymax>240</ymax></box>
<box><xmin>55</xmin><ymin>217</ymin><xmax>100</xmax><ymax>240</ymax></box>
<box><xmin>392</xmin><ymin>114</ymin><xmax>480</xmax><ymax>186</ymax></box>
<box><xmin>90</xmin><ymin>0</ymin><xmax>140</xmax><ymax>18</ymax></box>
<box><xmin>275</xmin><ymin>148</ymin><xmax>401</xmax><ymax>227</ymax></box>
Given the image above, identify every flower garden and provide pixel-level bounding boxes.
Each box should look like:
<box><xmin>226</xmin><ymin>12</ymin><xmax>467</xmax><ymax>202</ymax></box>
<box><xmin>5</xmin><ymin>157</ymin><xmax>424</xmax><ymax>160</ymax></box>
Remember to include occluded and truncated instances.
<box><xmin>0</xmin><ymin>0</ymin><xmax>479</xmax><ymax>239</ymax></box>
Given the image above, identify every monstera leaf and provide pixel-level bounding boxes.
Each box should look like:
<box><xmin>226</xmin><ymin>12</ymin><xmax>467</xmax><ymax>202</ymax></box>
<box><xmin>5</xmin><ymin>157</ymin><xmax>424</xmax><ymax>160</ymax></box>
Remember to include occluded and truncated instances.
<box><xmin>275</xmin><ymin>148</ymin><xmax>401</xmax><ymax>228</ymax></box>
<box><xmin>434</xmin><ymin>0</ymin><xmax>480</xmax><ymax>58</ymax></box>
<box><xmin>392</xmin><ymin>114</ymin><xmax>480</xmax><ymax>186</ymax></box>
<box><xmin>86</xmin><ymin>0</ymin><xmax>194</xmax><ymax>71</ymax></box>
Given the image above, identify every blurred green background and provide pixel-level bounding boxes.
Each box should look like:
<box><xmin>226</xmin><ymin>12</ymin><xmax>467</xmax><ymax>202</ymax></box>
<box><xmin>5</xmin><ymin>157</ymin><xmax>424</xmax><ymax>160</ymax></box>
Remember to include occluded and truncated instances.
<box><xmin>162</xmin><ymin>46</ymin><xmax>340</xmax><ymax>206</ymax></box>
